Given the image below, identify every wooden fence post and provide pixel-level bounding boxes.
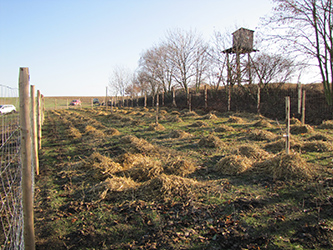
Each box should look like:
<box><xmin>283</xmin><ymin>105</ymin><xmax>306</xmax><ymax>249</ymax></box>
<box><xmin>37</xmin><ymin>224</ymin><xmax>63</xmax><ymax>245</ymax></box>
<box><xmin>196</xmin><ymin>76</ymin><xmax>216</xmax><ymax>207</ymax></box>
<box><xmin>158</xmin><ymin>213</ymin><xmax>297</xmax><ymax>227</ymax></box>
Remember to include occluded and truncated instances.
<box><xmin>37</xmin><ymin>90</ymin><xmax>42</xmax><ymax>150</ymax></box>
<box><xmin>298</xmin><ymin>82</ymin><xmax>302</xmax><ymax>115</ymax></box>
<box><xmin>156</xmin><ymin>93</ymin><xmax>159</xmax><ymax>124</ymax></box>
<box><xmin>19</xmin><ymin>67</ymin><xmax>35</xmax><ymax>250</ymax></box>
<box><xmin>301</xmin><ymin>90</ymin><xmax>306</xmax><ymax>125</ymax></box>
<box><xmin>30</xmin><ymin>85</ymin><xmax>39</xmax><ymax>176</ymax></box>
<box><xmin>204</xmin><ymin>85</ymin><xmax>208</xmax><ymax>109</ymax></box>
<box><xmin>257</xmin><ymin>85</ymin><xmax>261</xmax><ymax>114</ymax></box>
<box><xmin>285</xmin><ymin>96</ymin><xmax>290</xmax><ymax>154</ymax></box>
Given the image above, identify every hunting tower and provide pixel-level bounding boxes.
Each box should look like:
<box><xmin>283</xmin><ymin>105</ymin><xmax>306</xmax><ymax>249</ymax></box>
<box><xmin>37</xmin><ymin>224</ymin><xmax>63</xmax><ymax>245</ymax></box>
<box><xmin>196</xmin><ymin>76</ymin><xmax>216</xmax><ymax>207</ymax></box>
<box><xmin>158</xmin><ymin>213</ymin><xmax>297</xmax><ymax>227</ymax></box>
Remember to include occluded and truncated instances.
<box><xmin>223</xmin><ymin>27</ymin><xmax>257</xmax><ymax>85</ymax></box>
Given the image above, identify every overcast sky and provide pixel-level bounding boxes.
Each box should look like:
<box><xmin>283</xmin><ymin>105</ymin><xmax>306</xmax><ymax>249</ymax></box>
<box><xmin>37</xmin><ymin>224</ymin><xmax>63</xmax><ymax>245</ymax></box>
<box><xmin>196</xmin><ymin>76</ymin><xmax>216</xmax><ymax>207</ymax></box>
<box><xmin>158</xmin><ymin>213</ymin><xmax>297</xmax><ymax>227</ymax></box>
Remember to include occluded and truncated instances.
<box><xmin>0</xmin><ymin>0</ymin><xmax>274</xmax><ymax>96</ymax></box>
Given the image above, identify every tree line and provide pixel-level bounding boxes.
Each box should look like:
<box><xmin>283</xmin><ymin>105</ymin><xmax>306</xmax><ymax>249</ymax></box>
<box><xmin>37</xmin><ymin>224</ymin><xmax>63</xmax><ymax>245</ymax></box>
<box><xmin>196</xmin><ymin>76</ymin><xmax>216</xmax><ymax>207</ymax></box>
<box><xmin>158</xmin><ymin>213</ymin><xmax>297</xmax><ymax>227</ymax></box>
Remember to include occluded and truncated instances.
<box><xmin>109</xmin><ymin>0</ymin><xmax>333</xmax><ymax>107</ymax></box>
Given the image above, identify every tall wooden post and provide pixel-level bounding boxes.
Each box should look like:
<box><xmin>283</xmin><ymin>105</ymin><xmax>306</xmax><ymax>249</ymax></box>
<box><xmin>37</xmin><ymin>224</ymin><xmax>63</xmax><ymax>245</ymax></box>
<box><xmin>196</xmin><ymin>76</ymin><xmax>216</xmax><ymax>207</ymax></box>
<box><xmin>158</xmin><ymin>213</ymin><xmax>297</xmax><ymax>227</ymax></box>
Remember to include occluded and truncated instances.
<box><xmin>30</xmin><ymin>85</ymin><xmax>39</xmax><ymax>176</ymax></box>
<box><xmin>301</xmin><ymin>90</ymin><xmax>306</xmax><ymax>125</ymax></box>
<box><xmin>144</xmin><ymin>93</ymin><xmax>147</xmax><ymax>108</ymax></box>
<box><xmin>37</xmin><ymin>90</ymin><xmax>42</xmax><ymax>150</ymax></box>
<box><xmin>162</xmin><ymin>90</ymin><xmax>165</xmax><ymax>106</ymax></box>
<box><xmin>298</xmin><ymin>82</ymin><xmax>302</xmax><ymax>114</ymax></box>
<box><xmin>204</xmin><ymin>85</ymin><xmax>208</xmax><ymax>109</ymax></box>
<box><xmin>156</xmin><ymin>93</ymin><xmax>159</xmax><ymax>124</ymax></box>
<box><xmin>285</xmin><ymin>96</ymin><xmax>291</xmax><ymax>154</ymax></box>
<box><xmin>188</xmin><ymin>92</ymin><xmax>192</xmax><ymax>112</ymax></box>
<box><xmin>257</xmin><ymin>84</ymin><xmax>261</xmax><ymax>114</ymax></box>
<box><xmin>172</xmin><ymin>87</ymin><xmax>176</xmax><ymax>107</ymax></box>
<box><xmin>19</xmin><ymin>67</ymin><xmax>35</xmax><ymax>250</ymax></box>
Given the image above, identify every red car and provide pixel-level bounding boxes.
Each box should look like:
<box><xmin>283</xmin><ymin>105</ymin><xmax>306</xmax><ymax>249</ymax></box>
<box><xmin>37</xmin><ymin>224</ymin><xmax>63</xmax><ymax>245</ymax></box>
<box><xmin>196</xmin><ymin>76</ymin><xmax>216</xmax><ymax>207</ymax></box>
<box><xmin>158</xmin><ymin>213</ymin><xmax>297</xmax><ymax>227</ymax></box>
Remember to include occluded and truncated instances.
<box><xmin>70</xmin><ymin>99</ymin><xmax>82</xmax><ymax>106</ymax></box>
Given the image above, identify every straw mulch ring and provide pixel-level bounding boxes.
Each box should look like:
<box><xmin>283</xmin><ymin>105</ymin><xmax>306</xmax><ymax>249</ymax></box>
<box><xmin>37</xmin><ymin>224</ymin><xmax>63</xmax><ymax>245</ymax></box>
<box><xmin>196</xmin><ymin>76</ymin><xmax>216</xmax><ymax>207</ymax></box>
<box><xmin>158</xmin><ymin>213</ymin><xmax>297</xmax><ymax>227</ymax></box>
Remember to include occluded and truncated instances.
<box><xmin>214</xmin><ymin>124</ymin><xmax>235</xmax><ymax>132</ymax></box>
<box><xmin>93</xmin><ymin>176</ymin><xmax>138</xmax><ymax>200</ymax></box>
<box><xmin>168</xmin><ymin>115</ymin><xmax>183</xmax><ymax>123</ymax></box>
<box><xmin>252</xmin><ymin>152</ymin><xmax>315</xmax><ymax>180</ymax></box>
<box><xmin>301</xmin><ymin>141</ymin><xmax>333</xmax><ymax>152</ymax></box>
<box><xmin>198</xmin><ymin>135</ymin><xmax>225</xmax><ymax>148</ymax></box>
<box><xmin>67</xmin><ymin>127</ymin><xmax>82</xmax><ymax>140</ymax></box>
<box><xmin>171</xmin><ymin>111</ymin><xmax>181</xmax><ymax>115</ymax></box>
<box><xmin>227</xmin><ymin>116</ymin><xmax>245</xmax><ymax>124</ymax></box>
<box><xmin>189</xmin><ymin>121</ymin><xmax>208</xmax><ymax>128</ymax></box>
<box><xmin>160</xmin><ymin>110</ymin><xmax>168</xmax><ymax>115</ymax></box>
<box><xmin>216</xmin><ymin>155</ymin><xmax>253</xmax><ymax>175</ymax></box>
<box><xmin>308</xmin><ymin>133</ymin><xmax>333</xmax><ymax>142</ymax></box>
<box><xmin>116</xmin><ymin>152</ymin><xmax>146</xmax><ymax>169</ymax></box>
<box><xmin>290</xmin><ymin>117</ymin><xmax>302</xmax><ymax>125</ymax></box>
<box><xmin>234</xmin><ymin>144</ymin><xmax>270</xmax><ymax>160</ymax></box>
<box><xmin>319</xmin><ymin>120</ymin><xmax>333</xmax><ymax>129</ymax></box>
<box><xmin>121</xmin><ymin>135</ymin><xmax>155</xmax><ymax>153</ymax></box>
<box><xmin>264</xmin><ymin>138</ymin><xmax>301</xmax><ymax>153</ymax></box>
<box><xmin>164</xmin><ymin>157</ymin><xmax>196</xmax><ymax>177</ymax></box>
<box><xmin>253</xmin><ymin>119</ymin><xmax>273</xmax><ymax>128</ymax></box>
<box><xmin>147</xmin><ymin>123</ymin><xmax>165</xmax><ymax>131</ymax></box>
<box><xmin>248</xmin><ymin>129</ymin><xmax>277</xmax><ymax>141</ymax></box>
<box><xmin>200</xmin><ymin>113</ymin><xmax>218</xmax><ymax>120</ymax></box>
<box><xmin>138</xmin><ymin>174</ymin><xmax>198</xmax><ymax>201</ymax></box>
<box><xmin>290</xmin><ymin>124</ymin><xmax>314</xmax><ymax>134</ymax></box>
<box><xmin>89</xmin><ymin>152</ymin><xmax>123</xmax><ymax>179</ymax></box>
<box><xmin>166</xmin><ymin>130</ymin><xmax>192</xmax><ymax>139</ymax></box>
<box><xmin>120</xmin><ymin>157</ymin><xmax>163</xmax><ymax>182</ymax></box>
<box><xmin>85</xmin><ymin>125</ymin><xmax>105</xmax><ymax>138</ymax></box>
<box><xmin>104</xmin><ymin>128</ymin><xmax>120</xmax><ymax>136</ymax></box>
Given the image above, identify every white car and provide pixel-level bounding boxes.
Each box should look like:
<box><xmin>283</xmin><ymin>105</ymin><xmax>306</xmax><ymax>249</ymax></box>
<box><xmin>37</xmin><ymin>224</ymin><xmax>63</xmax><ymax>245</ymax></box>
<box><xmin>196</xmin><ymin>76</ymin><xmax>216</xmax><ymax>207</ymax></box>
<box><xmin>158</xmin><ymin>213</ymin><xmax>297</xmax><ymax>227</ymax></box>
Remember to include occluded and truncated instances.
<box><xmin>0</xmin><ymin>104</ymin><xmax>17</xmax><ymax>114</ymax></box>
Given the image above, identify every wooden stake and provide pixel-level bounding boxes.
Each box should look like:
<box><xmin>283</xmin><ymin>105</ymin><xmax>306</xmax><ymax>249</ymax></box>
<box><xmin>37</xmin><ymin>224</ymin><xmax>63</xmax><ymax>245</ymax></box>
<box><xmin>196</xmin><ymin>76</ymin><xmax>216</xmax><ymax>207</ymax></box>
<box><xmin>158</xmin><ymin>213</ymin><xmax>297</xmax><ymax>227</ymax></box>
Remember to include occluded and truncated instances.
<box><xmin>30</xmin><ymin>85</ymin><xmax>39</xmax><ymax>176</ymax></box>
<box><xmin>285</xmin><ymin>96</ymin><xmax>290</xmax><ymax>154</ymax></box>
<box><xmin>301</xmin><ymin>90</ymin><xmax>306</xmax><ymax>125</ymax></box>
<box><xmin>204</xmin><ymin>85</ymin><xmax>208</xmax><ymax>109</ymax></box>
<box><xmin>37</xmin><ymin>90</ymin><xmax>42</xmax><ymax>150</ymax></box>
<box><xmin>156</xmin><ymin>93</ymin><xmax>159</xmax><ymax>124</ymax></box>
<box><xmin>19</xmin><ymin>67</ymin><xmax>35</xmax><ymax>250</ymax></box>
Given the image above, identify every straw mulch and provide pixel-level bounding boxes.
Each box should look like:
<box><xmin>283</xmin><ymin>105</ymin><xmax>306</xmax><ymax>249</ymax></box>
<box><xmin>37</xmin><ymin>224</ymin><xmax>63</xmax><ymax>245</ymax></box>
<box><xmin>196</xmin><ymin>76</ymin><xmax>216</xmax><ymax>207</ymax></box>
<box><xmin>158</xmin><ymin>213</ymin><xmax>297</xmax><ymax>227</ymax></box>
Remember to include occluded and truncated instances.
<box><xmin>234</xmin><ymin>144</ymin><xmax>270</xmax><ymax>160</ymax></box>
<box><xmin>116</xmin><ymin>152</ymin><xmax>147</xmax><ymax>169</ymax></box>
<box><xmin>216</xmin><ymin>155</ymin><xmax>253</xmax><ymax>175</ymax></box>
<box><xmin>253</xmin><ymin>119</ymin><xmax>273</xmax><ymax>128</ymax></box>
<box><xmin>290</xmin><ymin>124</ymin><xmax>314</xmax><ymax>134</ymax></box>
<box><xmin>164</xmin><ymin>157</ymin><xmax>197</xmax><ymax>177</ymax></box>
<box><xmin>67</xmin><ymin>126</ymin><xmax>82</xmax><ymax>140</ymax></box>
<box><xmin>89</xmin><ymin>152</ymin><xmax>123</xmax><ymax>179</ymax></box>
<box><xmin>214</xmin><ymin>124</ymin><xmax>235</xmax><ymax>132</ymax></box>
<box><xmin>160</xmin><ymin>110</ymin><xmax>168</xmax><ymax>115</ymax></box>
<box><xmin>301</xmin><ymin>141</ymin><xmax>333</xmax><ymax>152</ymax></box>
<box><xmin>171</xmin><ymin>111</ymin><xmax>181</xmax><ymax>115</ymax></box>
<box><xmin>319</xmin><ymin>120</ymin><xmax>333</xmax><ymax>129</ymax></box>
<box><xmin>182</xmin><ymin>111</ymin><xmax>199</xmax><ymax>117</ymax></box>
<box><xmin>131</xmin><ymin>120</ymin><xmax>145</xmax><ymax>126</ymax></box>
<box><xmin>264</xmin><ymin>138</ymin><xmax>301</xmax><ymax>153</ymax></box>
<box><xmin>121</xmin><ymin>135</ymin><xmax>155</xmax><ymax>153</ymax></box>
<box><xmin>147</xmin><ymin>123</ymin><xmax>165</xmax><ymax>131</ymax></box>
<box><xmin>248</xmin><ymin>129</ymin><xmax>277</xmax><ymax>141</ymax></box>
<box><xmin>227</xmin><ymin>116</ymin><xmax>245</xmax><ymax>124</ymax></box>
<box><xmin>290</xmin><ymin>118</ymin><xmax>302</xmax><ymax>125</ymax></box>
<box><xmin>94</xmin><ymin>176</ymin><xmax>138</xmax><ymax>200</ymax></box>
<box><xmin>104</xmin><ymin>128</ymin><xmax>121</xmax><ymax>136</ymax></box>
<box><xmin>138</xmin><ymin>174</ymin><xmax>198</xmax><ymax>201</ymax></box>
<box><xmin>85</xmin><ymin>125</ymin><xmax>105</xmax><ymax>138</ymax></box>
<box><xmin>198</xmin><ymin>135</ymin><xmax>225</xmax><ymax>148</ymax></box>
<box><xmin>168</xmin><ymin>115</ymin><xmax>183</xmax><ymax>123</ymax></box>
<box><xmin>121</xmin><ymin>116</ymin><xmax>133</xmax><ymax>123</ymax></box>
<box><xmin>120</xmin><ymin>157</ymin><xmax>163</xmax><ymax>182</ymax></box>
<box><xmin>189</xmin><ymin>121</ymin><xmax>208</xmax><ymax>128</ymax></box>
<box><xmin>308</xmin><ymin>133</ymin><xmax>333</xmax><ymax>142</ymax></box>
<box><xmin>252</xmin><ymin>152</ymin><xmax>315</xmax><ymax>180</ymax></box>
<box><xmin>166</xmin><ymin>130</ymin><xmax>192</xmax><ymax>139</ymax></box>
<box><xmin>200</xmin><ymin>113</ymin><xmax>218</xmax><ymax>120</ymax></box>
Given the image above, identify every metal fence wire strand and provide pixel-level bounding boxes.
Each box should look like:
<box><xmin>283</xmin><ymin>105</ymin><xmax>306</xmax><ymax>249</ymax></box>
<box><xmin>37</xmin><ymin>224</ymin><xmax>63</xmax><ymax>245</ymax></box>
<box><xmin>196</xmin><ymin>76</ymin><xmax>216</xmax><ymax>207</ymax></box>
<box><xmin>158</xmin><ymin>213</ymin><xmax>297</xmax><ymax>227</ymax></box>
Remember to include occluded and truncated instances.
<box><xmin>0</xmin><ymin>84</ymin><xmax>23</xmax><ymax>250</ymax></box>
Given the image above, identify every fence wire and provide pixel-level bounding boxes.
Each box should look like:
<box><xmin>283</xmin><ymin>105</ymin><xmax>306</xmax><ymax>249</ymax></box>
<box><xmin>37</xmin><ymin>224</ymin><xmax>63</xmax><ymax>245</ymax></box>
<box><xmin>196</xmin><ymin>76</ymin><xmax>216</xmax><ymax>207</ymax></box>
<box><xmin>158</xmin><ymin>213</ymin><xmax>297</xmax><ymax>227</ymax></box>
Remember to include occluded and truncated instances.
<box><xmin>0</xmin><ymin>84</ymin><xmax>23</xmax><ymax>250</ymax></box>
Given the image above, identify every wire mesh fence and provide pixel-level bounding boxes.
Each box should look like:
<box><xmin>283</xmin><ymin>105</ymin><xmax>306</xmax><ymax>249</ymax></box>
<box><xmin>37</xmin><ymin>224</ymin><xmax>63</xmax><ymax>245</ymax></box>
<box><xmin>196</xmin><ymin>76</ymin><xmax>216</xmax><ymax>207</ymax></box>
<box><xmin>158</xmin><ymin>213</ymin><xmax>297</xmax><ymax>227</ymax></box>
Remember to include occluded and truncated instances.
<box><xmin>0</xmin><ymin>84</ymin><xmax>23</xmax><ymax>249</ymax></box>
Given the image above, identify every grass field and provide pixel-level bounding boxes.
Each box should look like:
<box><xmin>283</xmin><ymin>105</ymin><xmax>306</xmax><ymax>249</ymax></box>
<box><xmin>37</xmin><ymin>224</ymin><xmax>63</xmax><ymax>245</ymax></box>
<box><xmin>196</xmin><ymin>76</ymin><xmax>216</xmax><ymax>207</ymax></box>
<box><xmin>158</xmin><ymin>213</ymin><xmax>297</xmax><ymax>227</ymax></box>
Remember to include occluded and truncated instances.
<box><xmin>35</xmin><ymin>106</ymin><xmax>333</xmax><ymax>249</ymax></box>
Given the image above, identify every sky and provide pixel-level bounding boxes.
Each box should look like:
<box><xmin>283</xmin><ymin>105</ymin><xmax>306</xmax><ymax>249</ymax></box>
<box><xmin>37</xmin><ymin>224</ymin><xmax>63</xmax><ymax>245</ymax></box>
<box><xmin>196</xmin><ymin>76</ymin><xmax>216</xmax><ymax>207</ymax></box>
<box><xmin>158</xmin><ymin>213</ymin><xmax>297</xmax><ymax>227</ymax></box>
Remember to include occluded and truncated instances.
<box><xmin>0</xmin><ymin>0</ymin><xmax>275</xmax><ymax>97</ymax></box>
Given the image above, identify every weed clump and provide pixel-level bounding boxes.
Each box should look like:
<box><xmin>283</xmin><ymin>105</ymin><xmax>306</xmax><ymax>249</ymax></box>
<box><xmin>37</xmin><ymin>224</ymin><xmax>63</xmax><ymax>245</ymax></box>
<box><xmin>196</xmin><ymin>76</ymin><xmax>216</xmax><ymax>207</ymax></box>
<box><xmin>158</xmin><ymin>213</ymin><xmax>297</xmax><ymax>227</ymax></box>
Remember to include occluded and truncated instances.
<box><xmin>216</xmin><ymin>155</ymin><xmax>253</xmax><ymax>175</ymax></box>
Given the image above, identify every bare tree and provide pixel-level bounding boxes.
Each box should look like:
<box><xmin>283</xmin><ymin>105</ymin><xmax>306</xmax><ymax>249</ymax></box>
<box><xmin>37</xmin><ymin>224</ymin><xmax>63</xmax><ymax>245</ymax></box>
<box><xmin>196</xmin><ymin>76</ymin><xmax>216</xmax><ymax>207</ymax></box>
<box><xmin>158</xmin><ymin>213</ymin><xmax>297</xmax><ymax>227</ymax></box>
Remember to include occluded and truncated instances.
<box><xmin>164</xmin><ymin>29</ymin><xmax>209</xmax><ymax>94</ymax></box>
<box><xmin>266</xmin><ymin>0</ymin><xmax>333</xmax><ymax>105</ymax></box>
<box><xmin>108</xmin><ymin>65</ymin><xmax>132</xmax><ymax>97</ymax></box>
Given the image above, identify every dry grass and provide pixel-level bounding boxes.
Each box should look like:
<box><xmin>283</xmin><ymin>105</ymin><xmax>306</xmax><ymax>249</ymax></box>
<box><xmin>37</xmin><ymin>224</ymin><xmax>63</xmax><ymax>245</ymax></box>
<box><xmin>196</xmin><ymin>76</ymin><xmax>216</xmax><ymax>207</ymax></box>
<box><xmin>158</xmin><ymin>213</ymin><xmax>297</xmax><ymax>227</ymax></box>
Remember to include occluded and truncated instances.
<box><xmin>198</xmin><ymin>134</ymin><xmax>224</xmax><ymax>148</ymax></box>
<box><xmin>168</xmin><ymin>115</ymin><xmax>183</xmax><ymax>123</ymax></box>
<box><xmin>214</xmin><ymin>124</ymin><xmax>235</xmax><ymax>132</ymax></box>
<box><xmin>164</xmin><ymin>157</ymin><xmax>197</xmax><ymax>177</ymax></box>
<box><xmin>201</xmin><ymin>113</ymin><xmax>218</xmax><ymax>120</ymax></box>
<box><xmin>253</xmin><ymin>119</ymin><xmax>273</xmax><ymax>128</ymax></box>
<box><xmin>290</xmin><ymin>117</ymin><xmax>302</xmax><ymax>125</ymax></box>
<box><xmin>122</xmin><ymin>135</ymin><xmax>155</xmax><ymax>153</ymax></box>
<box><xmin>301</xmin><ymin>141</ymin><xmax>333</xmax><ymax>152</ymax></box>
<box><xmin>147</xmin><ymin>123</ymin><xmax>165</xmax><ymax>131</ymax></box>
<box><xmin>248</xmin><ymin>129</ymin><xmax>277</xmax><ymax>141</ymax></box>
<box><xmin>138</xmin><ymin>174</ymin><xmax>198</xmax><ymax>201</ymax></box>
<box><xmin>234</xmin><ymin>144</ymin><xmax>270</xmax><ymax>160</ymax></box>
<box><xmin>227</xmin><ymin>116</ymin><xmax>245</xmax><ymax>124</ymax></box>
<box><xmin>189</xmin><ymin>121</ymin><xmax>208</xmax><ymax>128</ymax></box>
<box><xmin>216</xmin><ymin>155</ymin><xmax>253</xmax><ymax>175</ymax></box>
<box><xmin>104</xmin><ymin>128</ymin><xmax>121</xmax><ymax>136</ymax></box>
<box><xmin>264</xmin><ymin>138</ymin><xmax>301</xmax><ymax>153</ymax></box>
<box><xmin>67</xmin><ymin>127</ymin><xmax>82</xmax><ymax>140</ymax></box>
<box><xmin>166</xmin><ymin>130</ymin><xmax>192</xmax><ymax>139</ymax></box>
<box><xmin>116</xmin><ymin>152</ymin><xmax>147</xmax><ymax>169</ymax></box>
<box><xmin>253</xmin><ymin>152</ymin><xmax>315</xmax><ymax>180</ymax></box>
<box><xmin>319</xmin><ymin>120</ymin><xmax>333</xmax><ymax>129</ymax></box>
<box><xmin>290</xmin><ymin>124</ymin><xmax>314</xmax><ymax>134</ymax></box>
<box><xmin>88</xmin><ymin>152</ymin><xmax>123</xmax><ymax>179</ymax></box>
<box><xmin>308</xmin><ymin>133</ymin><xmax>333</xmax><ymax>141</ymax></box>
<box><xmin>85</xmin><ymin>125</ymin><xmax>105</xmax><ymax>137</ymax></box>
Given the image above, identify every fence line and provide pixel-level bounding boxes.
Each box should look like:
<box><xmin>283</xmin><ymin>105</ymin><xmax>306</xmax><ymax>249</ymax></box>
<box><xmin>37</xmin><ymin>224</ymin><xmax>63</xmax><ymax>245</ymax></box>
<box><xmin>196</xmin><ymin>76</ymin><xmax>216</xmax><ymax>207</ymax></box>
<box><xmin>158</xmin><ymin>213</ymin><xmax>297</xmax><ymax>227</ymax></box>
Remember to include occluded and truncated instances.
<box><xmin>0</xmin><ymin>84</ymin><xmax>23</xmax><ymax>249</ymax></box>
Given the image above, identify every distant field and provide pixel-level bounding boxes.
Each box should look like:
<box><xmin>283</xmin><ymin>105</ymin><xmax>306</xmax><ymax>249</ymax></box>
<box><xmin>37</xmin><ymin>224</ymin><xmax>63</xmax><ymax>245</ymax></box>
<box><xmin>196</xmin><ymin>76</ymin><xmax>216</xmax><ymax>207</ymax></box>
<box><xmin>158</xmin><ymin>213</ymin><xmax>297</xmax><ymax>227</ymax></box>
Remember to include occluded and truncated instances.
<box><xmin>44</xmin><ymin>96</ymin><xmax>106</xmax><ymax>109</ymax></box>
